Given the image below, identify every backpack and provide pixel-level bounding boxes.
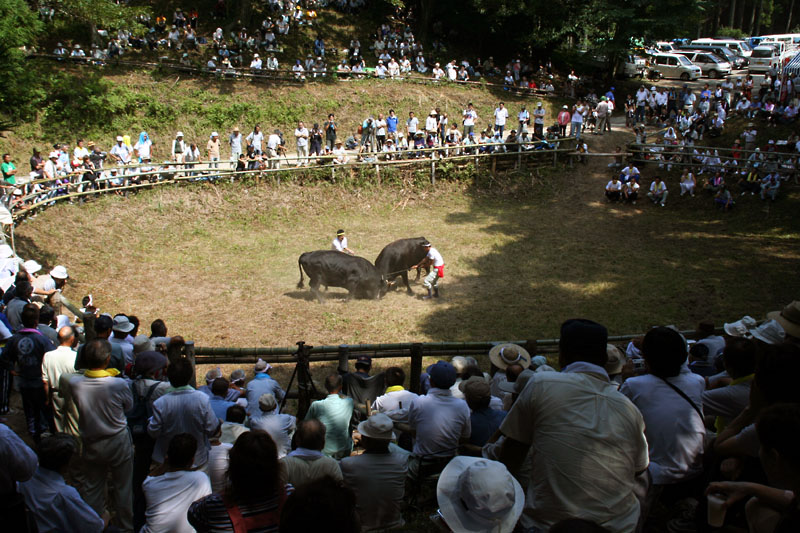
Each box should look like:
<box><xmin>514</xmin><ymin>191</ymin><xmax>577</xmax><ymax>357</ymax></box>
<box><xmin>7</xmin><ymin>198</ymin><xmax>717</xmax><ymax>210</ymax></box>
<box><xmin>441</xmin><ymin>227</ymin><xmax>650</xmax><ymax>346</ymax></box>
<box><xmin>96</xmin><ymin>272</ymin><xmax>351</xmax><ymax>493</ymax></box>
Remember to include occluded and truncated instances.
<box><xmin>127</xmin><ymin>380</ymin><xmax>161</xmax><ymax>437</ymax></box>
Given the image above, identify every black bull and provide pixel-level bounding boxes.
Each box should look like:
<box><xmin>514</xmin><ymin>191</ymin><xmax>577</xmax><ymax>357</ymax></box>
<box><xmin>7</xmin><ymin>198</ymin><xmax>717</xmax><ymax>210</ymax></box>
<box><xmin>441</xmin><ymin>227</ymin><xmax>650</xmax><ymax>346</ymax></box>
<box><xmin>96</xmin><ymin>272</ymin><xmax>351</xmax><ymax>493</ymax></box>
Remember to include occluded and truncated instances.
<box><xmin>297</xmin><ymin>250</ymin><xmax>387</xmax><ymax>303</ymax></box>
<box><xmin>374</xmin><ymin>237</ymin><xmax>430</xmax><ymax>294</ymax></box>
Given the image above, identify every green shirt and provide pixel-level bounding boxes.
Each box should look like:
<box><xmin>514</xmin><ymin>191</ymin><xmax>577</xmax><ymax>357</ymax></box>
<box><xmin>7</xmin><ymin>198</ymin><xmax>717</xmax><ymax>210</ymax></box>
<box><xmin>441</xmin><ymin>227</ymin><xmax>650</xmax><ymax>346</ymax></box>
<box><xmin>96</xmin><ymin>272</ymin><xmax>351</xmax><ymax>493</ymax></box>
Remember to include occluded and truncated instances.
<box><xmin>1</xmin><ymin>161</ymin><xmax>16</xmax><ymax>184</ymax></box>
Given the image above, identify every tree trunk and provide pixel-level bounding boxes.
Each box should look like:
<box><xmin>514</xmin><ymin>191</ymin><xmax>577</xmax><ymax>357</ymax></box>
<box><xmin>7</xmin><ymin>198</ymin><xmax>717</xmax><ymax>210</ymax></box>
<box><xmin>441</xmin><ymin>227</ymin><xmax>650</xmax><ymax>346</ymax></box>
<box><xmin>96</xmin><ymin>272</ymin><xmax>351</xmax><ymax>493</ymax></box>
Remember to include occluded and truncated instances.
<box><xmin>713</xmin><ymin>0</ymin><xmax>722</xmax><ymax>34</ymax></box>
<box><xmin>737</xmin><ymin>0</ymin><xmax>746</xmax><ymax>29</ymax></box>
<box><xmin>748</xmin><ymin>0</ymin><xmax>757</xmax><ymax>33</ymax></box>
<box><xmin>729</xmin><ymin>0</ymin><xmax>737</xmax><ymax>27</ymax></box>
<box><xmin>754</xmin><ymin>0</ymin><xmax>764</xmax><ymax>35</ymax></box>
<box><xmin>787</xmin><ymin>0</ymin><xmax>796</xmax><ymax>32</ymax></box>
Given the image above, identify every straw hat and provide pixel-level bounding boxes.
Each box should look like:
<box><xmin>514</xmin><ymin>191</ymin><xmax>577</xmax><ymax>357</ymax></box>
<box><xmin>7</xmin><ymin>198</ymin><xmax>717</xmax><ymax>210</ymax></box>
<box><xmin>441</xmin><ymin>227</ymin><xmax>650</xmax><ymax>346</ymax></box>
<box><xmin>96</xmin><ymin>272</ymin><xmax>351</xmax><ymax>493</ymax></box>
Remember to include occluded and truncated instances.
<box><xmin>767</xmin><ymin>301</ymin><xmax>800</xmax><ymax>339</ymax></box>
<box><xmin>488</xmin><ymin>343</ymin><xmax>531</xmax><ymax>370</ymax></box>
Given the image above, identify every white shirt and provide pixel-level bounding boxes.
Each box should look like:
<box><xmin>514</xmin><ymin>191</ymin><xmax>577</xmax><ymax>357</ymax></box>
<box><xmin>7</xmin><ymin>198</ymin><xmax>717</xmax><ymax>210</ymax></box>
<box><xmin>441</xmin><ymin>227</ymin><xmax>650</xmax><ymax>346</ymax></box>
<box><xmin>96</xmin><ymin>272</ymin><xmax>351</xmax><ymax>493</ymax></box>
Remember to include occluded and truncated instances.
<box><xmin>606</xmin><ymin>180</ymin><xmax>622</xmax><ymax>191</ymax></box>
<box><xmin>650</xmin><ymin>181</ymin><xmax>667</xmax><ymax>194</ymax></box>
<box><xmin>620</xmin><ymin>370</ymin><xmax>706</xmax><ymax>485</ymax></box>
<box><xmin>141</xmin><ymin>470</ymin><xmax>212</xmax><ymax>533</ymax></box>
<box><xmin>246</xmin><ymin>131</ymin><xmax>264</xmax><ymax>152</ymax></box>
<box><xmin>208</xmin><ymin>443</ymin><xmax>232</xmax><ymax>493</ymax></box>
<box><xmin>73</xmin><ymin>146</ymin><xmax>89</xmax><ymax>160</ymax></box>
<box><xmin>134</xmin><ymin>140</ymin><xmax>152</xmax><ymax>160</ymax></box>
<box><xmin>294</xmin><ymin>127</ymin><xmax>309</xmax><ymax>147</ymax></box>
<box><xmin>406</xmin><ymin>117</ymin><xmax>418</xmax><ymax>133</ymax></box>
<box><xmin>332</xmin><ymin>236</ymin><xmax>348</xmax><ymax>252</ymax></box>
<box><xmin>500</xmin><ymin>367</ymin><xmax>648</xmax><ymax>533</ymax></box>
<box><xmin>425</xmin><ymin>115</ymin><xmax>438</xmax><ymax>132</ymax></box>
<box><xmin>463</xmin><ymin>109</ymin><xmax>477</xmax><ymax>126</ymax></box>
<box><xmin>408</xmin><ymin>388</ymin><xmax>470</xmax><ymax>457</ymax></box>
<box><xmin>426</xmin><ymin>247</ymin><xmax>444</xmax><ymax>267</ymax></box>
<box><xmin>533</xmin><ymin>108</ymin><xmax>545</xmax><ymax>124</ymax></box>
<box><xmin>267</xmin><ymin>133</ymin><xmax>281</xmax><ymax>150</ymax></box>
<box><xmin>494</xmin><ymin>107</ymin><xmax>509</xmax><ymax>125</ymax></box>
<box><xmin>372</xmin><ymin>388</ymin><xmax>418</xmax><ymax>413</ymax></box>
<box><xmin>110</xmin><ymin>143</ymin><xmax>131</xmax><ymax>164</ymax></box>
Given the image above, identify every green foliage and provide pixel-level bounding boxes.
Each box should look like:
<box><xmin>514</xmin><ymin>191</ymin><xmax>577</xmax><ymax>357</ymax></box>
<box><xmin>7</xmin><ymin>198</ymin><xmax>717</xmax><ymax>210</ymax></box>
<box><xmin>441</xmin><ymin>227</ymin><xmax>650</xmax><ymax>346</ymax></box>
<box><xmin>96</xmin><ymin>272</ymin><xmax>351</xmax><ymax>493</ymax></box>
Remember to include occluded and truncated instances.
<box><xmin>49</xmin><ymin>0</ymin><xmax>150</xmax><ymax>38</ymax></box>
<box><xmin>0</xmin><ymin>0</ymin><xmax>43</xmax><ymax>123</ymax></box>
<box><xmin>716</xmin><ymin>26</ymin><xmax>748</xmax><ymax>39</ymax></box>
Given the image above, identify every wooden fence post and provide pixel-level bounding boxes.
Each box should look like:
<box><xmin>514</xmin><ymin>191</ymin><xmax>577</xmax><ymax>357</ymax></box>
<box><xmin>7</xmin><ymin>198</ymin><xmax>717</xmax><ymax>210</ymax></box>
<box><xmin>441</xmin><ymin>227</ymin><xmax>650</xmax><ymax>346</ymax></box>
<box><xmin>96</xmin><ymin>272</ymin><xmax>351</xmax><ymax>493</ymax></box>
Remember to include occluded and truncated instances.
<box><xmin>491</xmin><ymin>155</ymin><xmax>497</xmax><ymax>180</ymax></box>
<box><xmin>296</xmin><ymin>341</ymin><xmax>314</xmax><ymax>419</ymax></box>
<box><xmin>430</xmin><ymin>159</ymin><xmax>436</xmax><ymax>185</ymax></box>
<box><xmin>409</xmin><ymin>343</ymin><xmax>423</xmax><ymax>394</ymax></box>
<box><xmin>337</xmin><ymin>344</ymin><xmax>350</xmax><ymax>374</ymax></box>
<box><xmin>184</xmin><ymin>341</ymin><xmax>196</xmax><ymax>388</ymax></box>
<box><xmin>375</xmin><ymin>164</ymin><xmax>381</xmax><ymax>185</ymax></box>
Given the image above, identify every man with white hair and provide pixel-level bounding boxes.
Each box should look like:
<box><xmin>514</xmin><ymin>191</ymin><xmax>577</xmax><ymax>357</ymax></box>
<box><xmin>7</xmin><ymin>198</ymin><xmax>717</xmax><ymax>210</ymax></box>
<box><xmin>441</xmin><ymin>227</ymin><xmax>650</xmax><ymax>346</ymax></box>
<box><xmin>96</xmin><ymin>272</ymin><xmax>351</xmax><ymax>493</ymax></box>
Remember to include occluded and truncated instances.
<box><xmin>42</xmin><ymin>326</ymin><xmax>78</xmax><ymax>433</ymax></box>
<box><xmin>247</xmin><ymin>393</ymin><xmax>296</xmax><ymax>458</ymax></box>
<box><xmin>244</xmin><ymin>359</ymin><xmax>285</xmax><ymax>415</ymax></box>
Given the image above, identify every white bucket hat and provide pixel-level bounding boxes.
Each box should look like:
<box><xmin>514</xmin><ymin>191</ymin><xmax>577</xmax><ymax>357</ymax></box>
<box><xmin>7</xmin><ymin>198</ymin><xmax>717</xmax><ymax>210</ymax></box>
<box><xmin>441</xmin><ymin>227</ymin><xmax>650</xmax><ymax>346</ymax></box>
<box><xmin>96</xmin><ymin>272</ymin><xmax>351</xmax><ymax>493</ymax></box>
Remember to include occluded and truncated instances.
<box><xmin>357</xmin><ymin>413</ymin><xmax>395</xmax><ymax>440</ymax></box>
<box><xmin>749</xmin><ymin>319</ymin><xmax>785</xmax><ymax>345</ymax></box>
<box><xmin>437</xmin><ymin>457</ymin><xmax>524</xmax><ymax>533</ymax></box>
<box><xmin>50</xmin><ymin>265</ymin><xmax>68</xmax><ymax>279</ymax></box>
<box><xmin>0</xmin><ymin>244</ymin><xmax>14</xmax><ymax>258</ymax></box>
<box><xmin>723</xmin><ymin>316</ymin><xmax>757</xmax><ymax>337</ymax></box>
<box><xmin>23</xmin><ymin>260</ymin><xmax>42</xmax><ymax>274</ymax></box>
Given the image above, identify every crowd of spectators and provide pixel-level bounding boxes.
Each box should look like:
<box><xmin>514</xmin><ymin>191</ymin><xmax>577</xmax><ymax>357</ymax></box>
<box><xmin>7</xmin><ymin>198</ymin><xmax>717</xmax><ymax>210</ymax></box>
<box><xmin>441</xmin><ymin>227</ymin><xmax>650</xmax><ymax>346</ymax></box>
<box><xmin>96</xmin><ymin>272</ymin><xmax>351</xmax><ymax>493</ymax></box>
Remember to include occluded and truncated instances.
<box><xmin>1</xmin><ymin>272</ymin><xmax>800</xmax><ymax>532</ymax></box>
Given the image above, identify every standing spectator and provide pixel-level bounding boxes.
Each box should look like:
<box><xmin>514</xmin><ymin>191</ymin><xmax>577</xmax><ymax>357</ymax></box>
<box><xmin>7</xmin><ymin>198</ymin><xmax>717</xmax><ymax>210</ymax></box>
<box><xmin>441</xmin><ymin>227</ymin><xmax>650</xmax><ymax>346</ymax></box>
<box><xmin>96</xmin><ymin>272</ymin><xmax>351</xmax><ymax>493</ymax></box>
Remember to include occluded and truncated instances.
<box><xmin>110</xmin><ymin>136</ymin><xmax>132</xmax><ymax>166</ymax></box>
<box><xmin>188</xmin><ymin>432</ymin><xmax>288</xmax><ymax>531</ymax></box>
<box><xmin>6</xmin><ymin>280</ymin><xmax>32</xmax><ymax>331</ymax></box>
<box><xmin>41</xmin><ymin>326</ymin><xmax>78</xmax><ymax>433</ymax></box>
<box><xmin>463</xmin><ymin>103</ymin><xmax>478</xmax><ymax>138</ymax></box>
<box><xmin>570</xmin><ymin>104</ymin><xmax>584</xmax><ymax>140</ymax></box>
<box><xmin>596</xmin><ymin>97</ymin><xmax>610</xmax><ymax>135</ymax></box>
<box><xmin>19</xmin><ymin>434</ymin><xmax>105</xmax><ymax>533</ymax></box>
<box><xmin>495</xmin><ymin>319</ymin><xmax>648</xmax><ymax>532</ymax></box>
<box><xmin>386</xmin><ymin>110</ymin><xmax>399</xmax><ymax>142</ymax></box>
<box><xmin>281</xmin><ymin>419</ymin><xmax>343</xmax><ymax>490</ymax></box>
<box><xmin>494</xmin><ymin>102</ymin><xmax>509</xmax><ymax>138</ymax></box>
<box><xmin>206</xmin><ymin>132</ymin><xmax>221</xmax><ymax>172</ymax></box>
<box><xmin>374</xmin><ymin>114</ymin><xmax>387</xmax><ymax>150</ymax></box>
<box><xmin>246</xmin><ymin>125</ymin><xmax>264</xmax><ymax>155</ymax></box>
<box><xmin>557</xmin><ymin>106</ymin><xmax>571</xmax><ymax>137</ymax></box>
<box><xmin>309</xmin><ymin>123</ymin><xmax>323</xmax><ymax>157</ymax></box>
<box><xmin>407</xmin><ymin>361</ymin><xmax>470</xmax><ymax>477</ymax></box>
<box><xmin>208</xmin><ymin>377</ymin><xmax>235</xmax><ymax>420</ymax></box>
<box><xmin>324</xmin><ymin>114</ymin><xmax>338</xmax><ymax>150</ymax></box>
<box><xmin>341</xmin><ymin>413</ymin><xmax>408</xmax><ymax>531</ymax></box>
<box><xmin>406</xmin><ymin>111</ymin><xmax>419</xmax><ymax>143</ymax></box>
<box><xmin>532</xmin><ymin>103</ymin><xmax>545</xmax><ymax>137</ymax></box>
<box><xmin>171</xmin><ymin>132</ymin><xmax>186</xmax><ymax>163</ymax></box>
<box><xmin>294</xmin><ymin>121</ymin><xmax>309</xmax><ymax>167</ymax></box>
<box><xmin>245</xmin><ymin>358</ymin><xmax>285</xmax><ymax>416</ymax></box>
<box><xmin>68</xmin><ymin>339</ymin><xmax>134</xmax><ymax>532</ymax></box>
<box><xmin>148</xmin><ymin>357</ymin><xmax>220</xmax><ymax>471</ymax></box>
<box><xmin>229</xmin><ymin>127</ymin><xmax>243</xmax><ymax>161</ymax></box>
<box><xmin>141</xmin><ymin>434</ymin><xmax>212</xmax><ymax>533</ymax></box>
<box><xmin>305</xmin><ymin>373</ymin><xmax>354</xmax><ymax>459</ymax></box>
<box><xmin>133</xmin><ymin>132</ymin><xmax>153</xmax><ymax>163</ymax></box>
<box><xmin>247</xmin><ymin>393</ymin><xmax>296</xmax><ymax>458</ymax></box>
<box><xmin>0</xmin><ymin>421</ymin><xmax>38</xmax><ymax>530</ymax></box>
<box><xmin>2</xmin><ymin>304</ymin><xmax>56</xmax><ymax>441</ymax></box>
<box><xmin>1</xmin><ymin>153</ymin><xmax>17</xmax><ymax>186</ymax></box>
<box><xmin>110</xmin><ymin>315</ymin><xmax>134</xmax><ymax>366</ymax></box>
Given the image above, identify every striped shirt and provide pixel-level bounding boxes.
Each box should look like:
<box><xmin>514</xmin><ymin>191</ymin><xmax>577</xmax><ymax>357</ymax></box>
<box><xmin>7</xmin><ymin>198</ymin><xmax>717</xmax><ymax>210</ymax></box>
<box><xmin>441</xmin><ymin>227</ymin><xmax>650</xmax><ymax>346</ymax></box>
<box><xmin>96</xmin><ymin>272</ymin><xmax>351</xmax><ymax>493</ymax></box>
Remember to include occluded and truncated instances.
<box><xmin>187</xmin><ymin>487</ymin><xmax>290</xmax><ymax>533</ymax></box>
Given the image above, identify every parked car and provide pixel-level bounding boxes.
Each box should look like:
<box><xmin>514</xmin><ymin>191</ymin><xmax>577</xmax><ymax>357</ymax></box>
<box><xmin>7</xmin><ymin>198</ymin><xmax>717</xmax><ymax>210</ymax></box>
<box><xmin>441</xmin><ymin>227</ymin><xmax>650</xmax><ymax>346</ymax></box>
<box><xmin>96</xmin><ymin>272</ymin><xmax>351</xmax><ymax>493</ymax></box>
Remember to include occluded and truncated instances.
<box><xmin>681</xmin><ymin>44</ymin><xmax>746</xmax><ymax>69</ymax></box>
<box><xmin>650</xmin><ymin>52</ymin><xmax>702</xmax><ymax>80</ymax></box>
<box><xmin>674</xmin><ymin>50</ymin><xmax>732</xmax><ymax>78</ymax></box>
<box><xmin>749</xmin><ymin>44</ymin><xmax>782</xmax><ymax>74</ymax></box>
<box><xmin>693</xmin><ymin>39</ymin><xmax>752</xmax><ymax>59</ymax></box>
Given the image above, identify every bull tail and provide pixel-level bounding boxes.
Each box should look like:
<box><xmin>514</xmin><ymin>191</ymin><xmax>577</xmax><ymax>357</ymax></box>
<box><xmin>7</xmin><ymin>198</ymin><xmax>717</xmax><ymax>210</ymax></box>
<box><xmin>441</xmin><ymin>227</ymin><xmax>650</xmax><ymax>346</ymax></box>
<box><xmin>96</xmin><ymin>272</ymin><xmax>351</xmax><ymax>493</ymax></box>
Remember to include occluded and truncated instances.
<box><xmin>297</xmin><ymin>256</ymin><xmax>305</xmax><ymax>289</ymax></box>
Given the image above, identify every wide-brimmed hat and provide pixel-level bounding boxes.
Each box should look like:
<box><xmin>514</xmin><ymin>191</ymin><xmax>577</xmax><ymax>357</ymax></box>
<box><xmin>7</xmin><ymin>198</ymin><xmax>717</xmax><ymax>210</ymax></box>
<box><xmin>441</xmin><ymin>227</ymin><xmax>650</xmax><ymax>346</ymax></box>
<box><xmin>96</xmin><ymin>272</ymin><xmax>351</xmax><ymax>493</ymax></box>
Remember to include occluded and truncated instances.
<box><xmin>259</xmin><ymin>393</ymin><xmax>277</xmax><ymax>412</ymax></box>
<box><xmin>723</xmin><ymin>316</ymin><xmax>757</xmax><ymax>337</ymax></box>
<box><xmin>749</xmin><ymin>319</ymin><xmax>785</xmax><ymax>345</ymax></box>
<box><xmin>767</xmin><ymin>301</ymin><xmax>800</xmax><ymax>338</ymax></box>
<box><xmin>133</xmin><ymin>334</ymin><xmax>155</xmax><ymax>354</ymax></box>
<box><xmin>437</xmin><ymin>457</ymin><xmax>524</xmax><ymax>533</ymax></box>
<box><xmin>50</xmin><ymin>265</ymin><xmax>68</xmax><ymax>279</ymax></box>
<box><xmin>254</xmin><ymin>358</ymin><xmax>272</xmax><ymax>373</ymax></box>
<box><xmin>112</xmin><ymin>315</ymin><xmax>134</xmax><ymax>333</ymax></box>
<box><xmin>488</xmin><ymin>343</ymin><xmax>531</xmax><ymax>370</ymax></box>
<box><xmin>605</xmin><ymin>344</ymin><xmax>626</xmax><ymax>375</ymax></box>
<box><xmin>357</xmin><ymin>413</ymin><xmax>395</xmax><ymax>440</ymax></box>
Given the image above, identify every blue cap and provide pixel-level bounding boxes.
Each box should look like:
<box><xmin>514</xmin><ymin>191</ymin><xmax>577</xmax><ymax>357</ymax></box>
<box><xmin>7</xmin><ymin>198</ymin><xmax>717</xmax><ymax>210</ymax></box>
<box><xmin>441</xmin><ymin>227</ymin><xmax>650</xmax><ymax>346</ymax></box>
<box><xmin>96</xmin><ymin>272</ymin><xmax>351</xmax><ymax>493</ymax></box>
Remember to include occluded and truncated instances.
<box><xmin>428</xmin><ymin>361</ymin><xmax>457</xmax><ymax>389</ymax></box>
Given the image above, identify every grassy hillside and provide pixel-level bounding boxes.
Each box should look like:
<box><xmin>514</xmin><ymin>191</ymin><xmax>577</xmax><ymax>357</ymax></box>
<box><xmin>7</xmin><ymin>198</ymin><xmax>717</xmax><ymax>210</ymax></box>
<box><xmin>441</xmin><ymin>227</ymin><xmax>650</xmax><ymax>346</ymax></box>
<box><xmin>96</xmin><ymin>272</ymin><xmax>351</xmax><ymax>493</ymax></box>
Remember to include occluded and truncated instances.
<box><xmin>1</xmin><ymin>65</ymin><xmax>559</xmax><ymax>161</ymax></box>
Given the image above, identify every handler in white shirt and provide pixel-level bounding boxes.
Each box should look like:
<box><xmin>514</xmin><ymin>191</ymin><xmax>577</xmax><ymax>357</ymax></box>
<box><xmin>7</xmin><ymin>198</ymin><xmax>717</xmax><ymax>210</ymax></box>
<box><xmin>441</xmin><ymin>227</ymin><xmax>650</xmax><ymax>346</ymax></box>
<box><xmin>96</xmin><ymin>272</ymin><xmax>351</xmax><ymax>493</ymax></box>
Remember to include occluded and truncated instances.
<box><xmin>332</xmin><ymin>229</ymin><xmax>354</xmax><ymax>254</ymax></box>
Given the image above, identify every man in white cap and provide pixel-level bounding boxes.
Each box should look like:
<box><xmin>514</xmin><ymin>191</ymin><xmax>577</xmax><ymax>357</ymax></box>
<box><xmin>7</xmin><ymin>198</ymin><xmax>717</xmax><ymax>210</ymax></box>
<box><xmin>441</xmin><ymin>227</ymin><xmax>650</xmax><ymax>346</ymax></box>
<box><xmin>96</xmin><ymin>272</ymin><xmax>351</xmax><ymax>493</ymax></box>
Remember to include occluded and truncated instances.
<box><xmin>340</xmin><ymin>413</ymin><xmax>408</xmax><ymax>530</ymax></box>
<box><xmin>171</xmin><ymin>132</ymin><xmax>186</xmax><ymax>163</ymax></box>
<box><xmin>229</xmin><ymin>127</ymin><xmax>242</xmax><ymax>161</ymax></box>
<box><xmin>435</xmin><ymin>456</ymin><xmax>524</xmax><ymax>533</ymax></box>
<box><xmin>532</xmin><ymin>103</ymin><xmax>545</xmax><ymax>138</ymax></box>
<box><xmin>110</xmin><ymin>315</ymin><xmax>135</xmax><ymax>366</ymax></box>
<box><xmin>109</xmin><ymin>136</ymin><xmax>131</xmax><ymax>165</ymax></box>
<box><xmin>33</xmin><ymin>265</ymin><xmax>68</xmax><ymax>315</ymax></box>
<box><xmin>206</xmin><ymin>132</ymin><xmax>221</xmax><ymax>173</ymax></box>
<box><xmin>244</xmin><ymin>358</ymin><xmax>285</xmax><ymax>416</ymax></box>
<box><xmin>247</xmin><ymin>393</ymin><xmax>296</xmax><ymax>458</ymax></box>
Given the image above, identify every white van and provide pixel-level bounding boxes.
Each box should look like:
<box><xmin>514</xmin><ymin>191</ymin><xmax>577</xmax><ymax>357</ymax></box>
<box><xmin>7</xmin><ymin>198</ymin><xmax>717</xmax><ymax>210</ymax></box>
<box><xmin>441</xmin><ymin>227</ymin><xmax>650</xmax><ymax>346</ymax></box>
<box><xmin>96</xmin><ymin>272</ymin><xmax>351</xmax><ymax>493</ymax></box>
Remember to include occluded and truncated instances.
<box><xmin>674</xmin><ymin>50</ymin><xmax>732</xmax><ymax>78</ymax></box>
<box><xmin>650</xmin><ymin>52</ymin><xmax>702</xmax><ymax>80</ymax></box>
<box><xmin>749</xmin><ymin>44</ymin><xmax>781</xmax><ymax>73</ymax></box>
<box><xmin>692</xmin><ymin>39</ymin><xmax>751</xmax><ymax>58</ymax></box>
<box><xmin>759</xmin><ymin>34</ymin><xmax>800</xmax><ymax>50</ymax></box>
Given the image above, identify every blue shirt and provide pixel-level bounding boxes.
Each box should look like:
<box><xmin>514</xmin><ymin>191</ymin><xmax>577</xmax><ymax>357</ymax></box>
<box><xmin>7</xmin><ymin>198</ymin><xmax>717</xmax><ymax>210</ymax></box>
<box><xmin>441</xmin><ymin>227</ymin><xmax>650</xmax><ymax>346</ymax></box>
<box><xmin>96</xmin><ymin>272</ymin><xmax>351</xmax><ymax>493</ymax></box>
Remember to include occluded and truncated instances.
<box><xmin>209</xmin><ymin>396</ymin><xmax>236</xmax><ymax>421</ymax></box>
<box><xmin>245</xmin><ymin>374</ymin><xmax>285</xmax><ymax>416</ymax></box>
<box><xmin>386</xmin><ymin>116</ymin><xmax>398</xmax><ymax>133</ymax></box>
<box><xmin>468</xmin><ymin>407</ymin><xmax>507</xmax><ymax>446</ymax></box>
<box><xmin>19</xmin><ymin>467</ymin><xmax>104</xmax><ymax>533</ymax></box>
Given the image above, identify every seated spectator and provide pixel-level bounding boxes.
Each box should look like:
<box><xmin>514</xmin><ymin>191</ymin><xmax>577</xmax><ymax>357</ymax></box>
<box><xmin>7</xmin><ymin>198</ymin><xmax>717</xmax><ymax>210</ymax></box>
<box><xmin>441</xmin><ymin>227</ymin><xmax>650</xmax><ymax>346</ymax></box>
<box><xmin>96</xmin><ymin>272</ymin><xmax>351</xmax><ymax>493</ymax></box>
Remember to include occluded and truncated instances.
<box><xmin>715</xmin><ymin>184</ymin><xmax>734</xmax><ymax>211</ymax></box>
<box><xmin>372</xmin><ymin>366</ymin><xmax>418</xmax><ymax>416</ymax></box>
<box><xmin>760</xmin><ymin>175</ymin><xmax>780</xmax><ymax>201</ymax></box>
<box><xmin>703</xmin><ymin>337</ymin><xmax>755</xmax><ymax>432</ymax></box>
<box><xmin>647</xmin><ymin>176</ymin><xmax>668</xmax><ymax>206</ymax></box>
<box><xmin>622</xmin><ymin>178</ymin><xmax>639</xmax><ymax>204</ymax></box>
<box><xmin>141</xmin><ymin>434</ymin><xmax>212</xmax><ymax>533</ymax></box>
<box><xmin>247</xmin><ymin>393</ymin><xmax>296</xmax><ymax>458</ymax></box>
<box><xmin>209</xmin><ymin>377</ymin><xmax>236</xmax><ymax>420</ymax></box>
<box><xmin>620</xmin><ymin>327</ymin><xmax>705</xmax><ymax>508</ymax></box>
<box><xmin>305</xmin><ymin>373</ymin><xmax>354</xmax><ymax>459</ymax></box>
<box><xmin>341</xmin><ymin>413</ymin><xmax>408</xmax><ymax>530</ymax></box>
<box><xmin>279</xmin><ymin>476</ymin><xmax>360</xmax><ymax>532</ymax></box>
<box><xmin>435</xmin><ymin>457</ymin><xmax>523</xmax><ymax>533</ymax></box>
<box><xmin>189</xmin><ymin>431</ymin><xmax>288</xmax><ymax>531</ymax></box>
<box><xmin>679</xmin><ymin>169</ymin><xmax>696</xmax><ymax>197</ymax></box>
<box><xmin>605</xmin><ymin>176</ymin><xmax>622</xmax><ymax>202</ymax></box>
<box><xmin>407</xmin><ymin>361</ymin><xmax>470</xmax><ymax>477</ymax></box>
<box><xmin>19</xmin><ymin>433</ymin><xmax>105</xmax><ymax>532</ymax></box>
<box><xmin>281</xmin><ymin>419</ymin><xmax>342</xmax><ymax>490</ymax></box>
<box><xmin>220</xmin><ymin>404</ymin><xmax>249</xmax><ymax>444</ymax></box>
<box><xmin>460</xmin><ymin>376</ymin><xmax>506</xmax><ymax>447</ymax></box>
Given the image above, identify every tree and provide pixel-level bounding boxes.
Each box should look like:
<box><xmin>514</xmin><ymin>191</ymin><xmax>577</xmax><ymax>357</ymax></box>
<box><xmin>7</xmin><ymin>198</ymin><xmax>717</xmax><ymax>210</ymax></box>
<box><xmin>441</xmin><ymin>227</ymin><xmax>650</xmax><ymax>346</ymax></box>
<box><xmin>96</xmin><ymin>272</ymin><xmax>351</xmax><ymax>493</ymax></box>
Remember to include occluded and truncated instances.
<box><xmin>0</xmin><ymin>0</ymin><xmax>43</xmax><ymax>124</ymax></box>
<box><xmin>49</xmin><ymin>0</ymin><xmax>149</xmax><ymax>42</ymax></box>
